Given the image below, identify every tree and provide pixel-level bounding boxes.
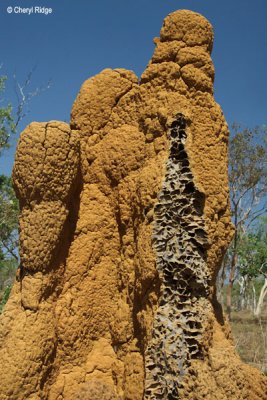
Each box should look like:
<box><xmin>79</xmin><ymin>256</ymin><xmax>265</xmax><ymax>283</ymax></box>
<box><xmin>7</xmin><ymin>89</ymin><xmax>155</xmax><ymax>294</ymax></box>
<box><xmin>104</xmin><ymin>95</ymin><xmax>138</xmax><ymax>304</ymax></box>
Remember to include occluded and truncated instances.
<box><xmin>0</xmin><ymin>74</ymin><xmax>19</xmax><ymax>310</ymax></box>
<box><xmin>0</xmin><ymin>75</ymin><xmax>16</xmax><ymax>154</ymax></box>
<box><xmin>0</xmin><ymin>175</ymin><xmax>18</xmax><ymax>312</ymax></box>
<box><xmin>1</xmin><ymin>66</ymin><xmax>51</xmax><ymax>154</ymax></box>
<box><xmin>237</xmin><ymin>221</ymin><xmax>267</xmax><ymax>316</ymax></box>
<box><xmin>225</xmin><ymin>123</ymin><xmax>267</xmax><ymax>319</ymax></box>
<box><xmin>0</xmin><ymin>175</ymin><xmax>19</xmax><ymax>262</ymax></box>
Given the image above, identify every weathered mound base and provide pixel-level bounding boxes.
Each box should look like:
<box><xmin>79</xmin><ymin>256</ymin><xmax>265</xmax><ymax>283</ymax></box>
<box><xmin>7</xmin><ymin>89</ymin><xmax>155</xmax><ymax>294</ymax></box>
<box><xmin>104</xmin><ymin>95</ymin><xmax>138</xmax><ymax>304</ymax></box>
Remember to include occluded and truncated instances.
<box><xmin>0</xmin><ymin>9</ymin><xmax>266</xmax><ymax>400</ymax></box>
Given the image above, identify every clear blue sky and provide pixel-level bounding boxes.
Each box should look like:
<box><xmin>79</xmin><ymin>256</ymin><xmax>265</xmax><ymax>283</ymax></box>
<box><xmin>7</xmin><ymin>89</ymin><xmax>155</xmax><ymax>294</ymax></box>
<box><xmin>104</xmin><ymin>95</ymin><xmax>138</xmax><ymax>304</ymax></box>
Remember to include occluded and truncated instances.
<box><xmin>0</xmin><ymin>0</ymin><xmax>266</xmax><ymax>175</ymax></box>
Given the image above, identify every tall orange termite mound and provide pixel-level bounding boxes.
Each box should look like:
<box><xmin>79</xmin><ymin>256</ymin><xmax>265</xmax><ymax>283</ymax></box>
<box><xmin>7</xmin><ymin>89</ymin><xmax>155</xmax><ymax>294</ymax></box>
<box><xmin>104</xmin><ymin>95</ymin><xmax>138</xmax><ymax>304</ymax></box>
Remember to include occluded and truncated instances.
<box><xmin>0</xmin><ymin>9</ymin><xmax>266</xmax><ymax>400</ymax></box>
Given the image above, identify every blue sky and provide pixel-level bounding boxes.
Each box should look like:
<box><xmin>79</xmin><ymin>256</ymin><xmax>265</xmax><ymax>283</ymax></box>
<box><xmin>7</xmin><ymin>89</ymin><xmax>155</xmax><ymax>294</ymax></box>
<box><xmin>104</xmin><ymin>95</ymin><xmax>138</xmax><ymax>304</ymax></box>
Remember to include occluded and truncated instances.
<box><xmin>0</xmin><ymin>0</ymin><xmax>266</xmax><ymax>175</ymax></box>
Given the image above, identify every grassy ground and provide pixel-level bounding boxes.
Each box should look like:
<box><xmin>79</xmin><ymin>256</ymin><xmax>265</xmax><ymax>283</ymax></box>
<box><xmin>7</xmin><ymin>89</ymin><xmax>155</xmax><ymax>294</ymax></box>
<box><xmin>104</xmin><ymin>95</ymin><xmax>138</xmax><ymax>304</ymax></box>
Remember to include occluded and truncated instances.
<box><xmin>230</xmin><ymin>309</ymin><xmax>267</xmax><ymax>374</ymax></box>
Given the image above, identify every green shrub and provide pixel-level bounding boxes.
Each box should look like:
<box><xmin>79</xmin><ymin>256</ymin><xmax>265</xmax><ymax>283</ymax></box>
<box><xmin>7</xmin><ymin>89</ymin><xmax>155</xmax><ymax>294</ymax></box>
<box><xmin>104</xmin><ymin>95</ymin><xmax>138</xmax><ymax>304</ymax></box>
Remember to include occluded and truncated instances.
<box><xmin>0</xmin><ymin>284</ymin><xmax>12</xmax><ymax>313</ymax></box>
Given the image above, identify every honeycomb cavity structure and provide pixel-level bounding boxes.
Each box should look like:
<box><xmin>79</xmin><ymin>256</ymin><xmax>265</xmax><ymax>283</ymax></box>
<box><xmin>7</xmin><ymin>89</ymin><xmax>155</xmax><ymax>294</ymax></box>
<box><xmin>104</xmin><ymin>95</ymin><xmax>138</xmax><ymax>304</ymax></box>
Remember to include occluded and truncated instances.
<box><xmin>144</xmin><ymin>113</ymin><xmax>211</xmax><ymax>399</ymax></box>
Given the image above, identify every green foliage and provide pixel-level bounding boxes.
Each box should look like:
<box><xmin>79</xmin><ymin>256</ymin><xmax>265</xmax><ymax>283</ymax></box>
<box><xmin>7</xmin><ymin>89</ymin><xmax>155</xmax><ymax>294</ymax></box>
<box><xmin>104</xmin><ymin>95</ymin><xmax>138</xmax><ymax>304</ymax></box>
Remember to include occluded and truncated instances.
<box><xmin>221</xmin><ymin>124</ymin><xmax>267</xmax><ymax>317</ymax></box>
<box><xmin>0</xmin><ymin>257</ymin><xmax>17</xmax><ymax>286</ymax></box>
<box><xmin>0</xmin><ymin>76</ymin><xmax>16</xmax><ymax>155</ymax></box>
<box><xmin>0</xmin><ymin>257</ymin><xmax>17</xmax><ymax>312</ymax></box>
<box><xmin>229</xmin><ymin>124</ymin><xmax>267</xmax><ymax>220</ymax></box>
<box><xmin>0</xmin><ymin>176</ymin><xmax>19</xmax><ymax>313</ymax></box>
<box><xmin>238</xmin><ymin>221</ymin><xmax>267</xmax><ymax>280</ymax></box>
<box><xmin>0</xmin><ymin>284</ymin><xmax>12</xmax><ymax>313</ymax></box>
<box><xmin>0</xmin><ymin>175</ymin><xmax>19</xmax><ymax>262</ymax></box>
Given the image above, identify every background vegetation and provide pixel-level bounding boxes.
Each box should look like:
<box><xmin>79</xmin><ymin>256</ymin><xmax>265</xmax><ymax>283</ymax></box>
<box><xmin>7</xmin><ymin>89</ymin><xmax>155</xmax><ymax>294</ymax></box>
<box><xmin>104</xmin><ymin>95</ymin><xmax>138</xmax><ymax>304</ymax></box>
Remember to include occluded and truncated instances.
<box><xmin>217</xmin><ymin>123</ymin><xmax>267</xmax><ymax>372</ymax></box>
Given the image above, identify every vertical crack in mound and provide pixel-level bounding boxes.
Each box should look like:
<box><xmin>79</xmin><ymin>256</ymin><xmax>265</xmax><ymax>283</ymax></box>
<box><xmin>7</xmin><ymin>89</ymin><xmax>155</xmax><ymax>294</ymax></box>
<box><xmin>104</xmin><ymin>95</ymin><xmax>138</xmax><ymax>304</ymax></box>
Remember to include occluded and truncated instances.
<box><xmin>144</xmin><ymin>113</ymin><xmax>211</xmax><ymax>399</ymax></box>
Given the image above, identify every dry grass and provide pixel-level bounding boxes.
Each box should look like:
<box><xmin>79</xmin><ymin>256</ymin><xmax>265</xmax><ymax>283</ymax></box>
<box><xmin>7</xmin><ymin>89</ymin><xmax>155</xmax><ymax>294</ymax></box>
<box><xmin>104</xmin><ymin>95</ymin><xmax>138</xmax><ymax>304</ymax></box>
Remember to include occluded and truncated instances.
<box><xmin>230</xmin><ymin>309</ymin><xmax>267</xmax><ymax>373</ymax></box>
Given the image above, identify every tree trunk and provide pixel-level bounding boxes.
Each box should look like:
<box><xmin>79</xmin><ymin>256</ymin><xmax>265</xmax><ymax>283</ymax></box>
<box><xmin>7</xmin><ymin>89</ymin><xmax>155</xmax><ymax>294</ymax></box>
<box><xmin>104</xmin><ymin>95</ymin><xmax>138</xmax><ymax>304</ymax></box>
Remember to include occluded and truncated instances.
<box><xmin>238</xmin><ymin>276</ymin><xmax>247</xmax><ymax>311</ymax></box>
<box><xmin>226</xmin><ymin>251</ymin><xmax>237</xmax><ymax>320</ymax></box>
<box><xmin>254</xmin><ymin>278</ymin><xmax>267</xmax><ymax>318</ymax></box>
<box><xmin>217</xmin><ymin>257</ymin><xmax>226</xmax><ymax>306</ymax></box>
<box><xmin>252</xmin><ymin>284</ymin><xmax>257</xmax><ymax>313</ymax></box>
